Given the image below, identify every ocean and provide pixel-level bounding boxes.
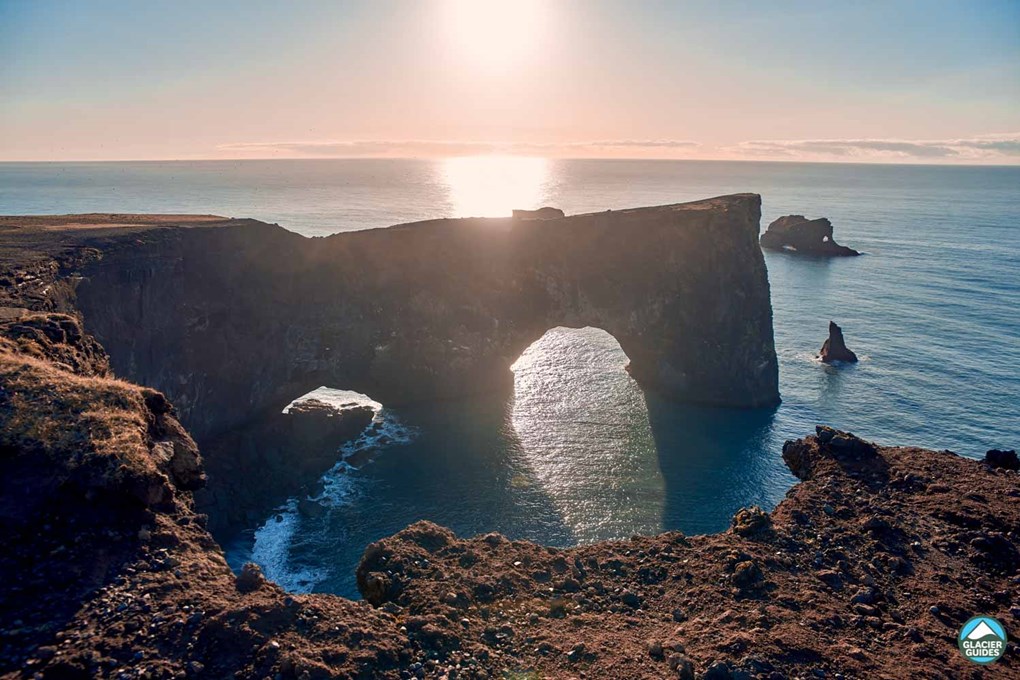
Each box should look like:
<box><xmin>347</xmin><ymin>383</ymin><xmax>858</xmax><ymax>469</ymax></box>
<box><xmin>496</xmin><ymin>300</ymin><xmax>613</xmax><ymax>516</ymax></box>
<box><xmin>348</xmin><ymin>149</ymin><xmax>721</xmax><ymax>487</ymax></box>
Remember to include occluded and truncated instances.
<box><xmin>3</xmin><ymin>158</ymin><xmax>1018</xmax><ymax>597</ymax></box>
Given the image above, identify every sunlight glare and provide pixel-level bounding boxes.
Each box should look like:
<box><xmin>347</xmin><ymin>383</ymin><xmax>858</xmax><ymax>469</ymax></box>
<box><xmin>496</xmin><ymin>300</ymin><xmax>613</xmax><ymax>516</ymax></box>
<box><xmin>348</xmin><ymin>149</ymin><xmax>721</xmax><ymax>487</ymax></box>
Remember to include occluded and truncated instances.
<box><xmin>443</xmin><ymin>0</ymin><xmax>549</xmax><ymax>73</ymax></box>
<box><xmin>441</xmin><ymin>155</ymin><xmax>550</xmax><ymax>218</ymax></box>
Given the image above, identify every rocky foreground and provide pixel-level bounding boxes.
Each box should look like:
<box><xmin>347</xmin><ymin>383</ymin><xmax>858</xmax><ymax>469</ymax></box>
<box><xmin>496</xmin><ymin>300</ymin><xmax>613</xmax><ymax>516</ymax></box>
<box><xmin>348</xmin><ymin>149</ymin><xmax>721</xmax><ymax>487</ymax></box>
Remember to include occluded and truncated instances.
<box><xmin>1</xmin><ymin>309</ymin><xmax>1018</xmax><ymax>679</ymax></box>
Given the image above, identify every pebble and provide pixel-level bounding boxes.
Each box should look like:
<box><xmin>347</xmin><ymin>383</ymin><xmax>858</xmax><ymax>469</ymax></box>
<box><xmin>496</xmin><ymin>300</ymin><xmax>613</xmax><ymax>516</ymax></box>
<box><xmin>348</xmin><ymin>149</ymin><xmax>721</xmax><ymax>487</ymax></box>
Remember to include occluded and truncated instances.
<box><xmin>674</xmin><ymin>655</ymin><xmax>696</xmax><ymax>679</ymax></box>
<box><xmin>849</xmin><ymin>588</ymin><xmax>875</xmax><ymax>605</ymax></box>
<box><xmin>620</xmin><ymin>591</ymin><xmax>641</xmax><ymax>608</ymax></box>
<box><xmin>702</xmin><ymin>661</ymin><xmax>733</xmax><ymax>680</ymax></box>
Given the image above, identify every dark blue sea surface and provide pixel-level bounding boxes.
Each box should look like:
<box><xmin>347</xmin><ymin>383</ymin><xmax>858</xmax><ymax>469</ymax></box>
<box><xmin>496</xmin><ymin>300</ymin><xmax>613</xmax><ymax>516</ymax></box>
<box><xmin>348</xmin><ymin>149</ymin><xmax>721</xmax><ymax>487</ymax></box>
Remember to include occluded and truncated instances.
<box><xmin>3</xmin><ymin>159</ymin><xmax>1017</xmax><ymax>597</ymax></box>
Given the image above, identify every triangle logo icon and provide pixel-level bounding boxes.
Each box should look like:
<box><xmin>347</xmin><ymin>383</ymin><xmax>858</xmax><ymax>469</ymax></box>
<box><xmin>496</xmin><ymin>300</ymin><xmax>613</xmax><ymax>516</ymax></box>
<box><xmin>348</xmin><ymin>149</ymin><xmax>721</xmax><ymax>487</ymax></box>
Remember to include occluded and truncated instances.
<box><xmin>966</xmin><ymin>621</ymin><xmax>999</xmax><ymax>640</ymax></box>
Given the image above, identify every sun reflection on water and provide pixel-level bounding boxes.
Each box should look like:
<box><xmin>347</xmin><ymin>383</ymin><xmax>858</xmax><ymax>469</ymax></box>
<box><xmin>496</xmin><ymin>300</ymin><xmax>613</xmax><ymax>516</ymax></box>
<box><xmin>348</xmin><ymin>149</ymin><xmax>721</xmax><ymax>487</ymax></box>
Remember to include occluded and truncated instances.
<box><xmin>510</xmin><ymin>327</ymin><xmax>665</xmax><ymax>542</ymax></box>
<box><xmin>441</xmin><ymin>155</ymin><xmax>551</xmax><ymax>217</ymax></box>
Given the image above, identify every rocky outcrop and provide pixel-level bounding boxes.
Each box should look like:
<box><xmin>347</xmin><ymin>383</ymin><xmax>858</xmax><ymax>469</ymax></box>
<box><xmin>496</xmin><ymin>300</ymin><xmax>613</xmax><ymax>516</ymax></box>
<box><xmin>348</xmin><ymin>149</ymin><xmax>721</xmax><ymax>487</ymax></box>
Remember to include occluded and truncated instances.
<box><xmin>819</xmin><ymin>320</ymin><xmax>859</xmax><ymax>363</ymax></box>
<box><xmin>0</xmin><ymin>321</ymin><xmax>404</xmax><ymax>678</ymax></box>
<box><xmin>197</xmin><ymin>397</ymin><xmax>374</xmax><ymax>535</ymax></box>
<box><xmin>1</xmin><ymin>307</ymin><xmax>1017</xmax><ymax>678</ymax></box>
<box><xmin>0</xmin><ymin>308</ymin><xmax>109</xmax><ymax>376</ymax></box>
<box><xmin>353</xmin><ymin>428</ymin><xmax>1020</xmax><ymax>679</ymax></box>
<box><xmin>986</xmin><ymin>448</ymin><xmax>1019</xmax><ymax>471</ymax></box>
<box><xmin>1</xmin><ymin>196</ymin><xmax>779</xmax><ymax>448</ymax></box>
<box><xmin>0</xmin><ymin>320</ymin><xmax>204</xmax><ymax>514</ymax></box>
<box><xmin>760</xmin><ymin>214</ymin><xmax>860</xmax><ymax>256</ymax></box>
<box><xmin>512</xmin><ymin>207</ymin><xmax>564</xmax><ymax>220</ymax></box>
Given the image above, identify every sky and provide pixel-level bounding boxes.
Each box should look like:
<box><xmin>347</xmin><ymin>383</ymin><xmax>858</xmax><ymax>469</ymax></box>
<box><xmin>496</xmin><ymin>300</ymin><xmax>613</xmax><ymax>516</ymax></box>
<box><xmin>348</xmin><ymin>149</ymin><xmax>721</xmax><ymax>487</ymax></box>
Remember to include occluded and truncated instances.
<box><xmin>1</xmin><ymin>0</ymin><xmax>1018</xmax><ymax>163</ymax></box>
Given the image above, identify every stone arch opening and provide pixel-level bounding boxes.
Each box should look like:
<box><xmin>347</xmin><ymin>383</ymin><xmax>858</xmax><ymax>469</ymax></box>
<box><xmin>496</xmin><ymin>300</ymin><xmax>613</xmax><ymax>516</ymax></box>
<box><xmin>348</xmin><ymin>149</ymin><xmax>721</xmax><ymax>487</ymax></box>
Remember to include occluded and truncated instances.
<box><xmin>506</xmin><ymin>326</ymin><xmax>666</xmax><ymax>542</ymax></box>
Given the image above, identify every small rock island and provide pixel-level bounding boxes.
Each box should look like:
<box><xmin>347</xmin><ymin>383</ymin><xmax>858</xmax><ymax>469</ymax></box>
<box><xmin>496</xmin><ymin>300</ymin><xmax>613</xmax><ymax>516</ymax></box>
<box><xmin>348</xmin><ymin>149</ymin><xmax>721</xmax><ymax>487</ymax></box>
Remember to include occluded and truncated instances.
<box><xmin>819</xmin><ymin>320</ymin><xmax>859</xmax><ymax>363</ymax></box>
<box><xmin>760</xmin><ymin>214</ymin><xmax>860</xmax><ymax>256</ymax></box>
<box><xmin>511</xmin><ymin>206</ymin><xmax>565</xmax><ymax>220</ymax></box>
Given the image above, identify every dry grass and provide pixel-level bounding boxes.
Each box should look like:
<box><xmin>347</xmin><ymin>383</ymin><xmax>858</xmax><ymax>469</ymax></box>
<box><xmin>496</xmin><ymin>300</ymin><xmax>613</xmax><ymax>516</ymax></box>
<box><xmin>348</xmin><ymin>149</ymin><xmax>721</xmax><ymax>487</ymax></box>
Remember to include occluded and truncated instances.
<box><xmin>0</xmin><ymin>348</ymin><xmax>157</xmax><ymax>479</ymax></box>
<box><xmin>0</xmin><ymin>335</ymin><xmax>58</xmax><ymax>364</ymax></box>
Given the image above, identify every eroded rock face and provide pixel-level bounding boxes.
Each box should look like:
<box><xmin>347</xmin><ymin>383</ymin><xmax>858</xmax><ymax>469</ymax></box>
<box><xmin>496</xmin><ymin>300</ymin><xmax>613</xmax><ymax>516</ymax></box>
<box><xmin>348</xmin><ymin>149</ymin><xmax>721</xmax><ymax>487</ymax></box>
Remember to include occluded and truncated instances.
<box><xmin>819</xmin><ymin>320</ymin><xmax>859</xmax><ymax>363</ymax></box>
<box><xmin>0</xmin><ymin>310</ymin><xmax>109</xmax><ymax>376</ymax></box>
<box><xmin>760</xmin><ymin>214</ymin><xmax>860</xmax><ymax>256</ymax></box>
<box><xmin>5</xmin><ymin>195</ymin><xmax>778</xmax><ymax>443</ymax></box>
<box><xmin>986</xmin><ymin>448</ymin><xmax>1019</xmax><ymax>470</ymax></box>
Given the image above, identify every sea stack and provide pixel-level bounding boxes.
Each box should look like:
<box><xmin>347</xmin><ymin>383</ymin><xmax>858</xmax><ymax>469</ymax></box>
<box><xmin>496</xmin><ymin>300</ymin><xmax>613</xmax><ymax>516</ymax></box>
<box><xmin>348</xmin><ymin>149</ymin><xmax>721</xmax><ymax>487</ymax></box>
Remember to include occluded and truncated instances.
<box><xmin>512</xmin><ymin>206</ymin><xmax>565</xmax><ymax>220</ymax></box>
<box><xmin>819</xmin><ymin>320</ymin><xmax>859</xmax><ymax>363</ymax></box>
<box><xmin>760</xmin><ymin>215</ymin><xmax>860</xmax><ymax>256</ymax></box>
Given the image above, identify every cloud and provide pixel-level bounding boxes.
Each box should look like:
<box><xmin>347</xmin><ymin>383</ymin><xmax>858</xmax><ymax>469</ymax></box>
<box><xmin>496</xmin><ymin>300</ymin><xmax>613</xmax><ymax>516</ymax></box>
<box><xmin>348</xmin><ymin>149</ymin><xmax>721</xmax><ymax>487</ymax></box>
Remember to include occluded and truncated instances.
<box><xmin>219</xmin><ymin>140</ymin><xmax>498</xmax><ymax>157</ymax></box>
<box><xmin>216</xmin><ymin>139</ymin><xmax>701</xmax><ymax>158</ymax></box>
<box><xmin>731</xmin><ymin>134</ymin><xmax>1020</xmax><ymax>162</ymax></box>
<box><xmin>217</xmin><ymin>135</ymin><xmax>1020</xmax><ymax>163</ymax></box>
<box><xmin>578</xmin><ymin>139</ymin><xmax>701</xmax><ymax>149</ymax></box>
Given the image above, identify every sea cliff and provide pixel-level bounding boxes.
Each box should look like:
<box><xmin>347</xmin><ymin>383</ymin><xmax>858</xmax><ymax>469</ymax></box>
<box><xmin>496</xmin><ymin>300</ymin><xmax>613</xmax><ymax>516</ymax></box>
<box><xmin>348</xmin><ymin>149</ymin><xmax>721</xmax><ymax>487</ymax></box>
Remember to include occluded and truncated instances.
<box><xmin>61</xmin><ymin>195</ymin><xmax>778</xmax><ymax>443</ymax></box>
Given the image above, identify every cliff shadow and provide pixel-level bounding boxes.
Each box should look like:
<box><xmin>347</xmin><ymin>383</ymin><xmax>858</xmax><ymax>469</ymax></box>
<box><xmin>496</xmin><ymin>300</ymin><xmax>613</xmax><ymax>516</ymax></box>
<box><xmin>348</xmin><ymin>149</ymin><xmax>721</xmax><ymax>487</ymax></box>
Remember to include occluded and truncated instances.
<box><xmin>643</xmin><ymin>394</ymin><xmax>789</xmax><ymax>536</ymax></box>
<box><xmin>503</xmin><ymin>325</ymin><xmax>789</xmax><ymax>543</ymax></box>
<box><xmin>0</xmin><ymin>479</ymin><xmax>158</xmax><ymax>670</ymax></box>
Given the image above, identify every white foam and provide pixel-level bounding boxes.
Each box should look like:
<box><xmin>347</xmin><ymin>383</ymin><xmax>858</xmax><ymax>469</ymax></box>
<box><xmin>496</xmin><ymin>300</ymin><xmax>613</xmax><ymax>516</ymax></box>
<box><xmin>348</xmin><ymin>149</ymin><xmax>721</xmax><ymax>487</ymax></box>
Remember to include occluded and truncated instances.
<box><xmin>250</xmin><ymin>500</ymin><xmax>328</xmax><ymax>593</ymax></box>
<box><xmin>338</xmin><ymin>408</ymin><xmax>417</xmax><ymax>459</ymax></box>
<box><xmin>249</xmin><ymin>389</ymin><xmax>418</xmax><ymax>592</ymax></box>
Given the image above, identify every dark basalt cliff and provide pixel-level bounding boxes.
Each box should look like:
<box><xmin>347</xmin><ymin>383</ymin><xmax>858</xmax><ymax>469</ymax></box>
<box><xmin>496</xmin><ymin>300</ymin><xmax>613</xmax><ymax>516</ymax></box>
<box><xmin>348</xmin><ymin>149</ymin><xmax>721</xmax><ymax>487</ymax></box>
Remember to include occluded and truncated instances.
<box><xmin>48</xmin><ymin>195</ymin><xmax>778</xmax><ymax>444</ymax></box>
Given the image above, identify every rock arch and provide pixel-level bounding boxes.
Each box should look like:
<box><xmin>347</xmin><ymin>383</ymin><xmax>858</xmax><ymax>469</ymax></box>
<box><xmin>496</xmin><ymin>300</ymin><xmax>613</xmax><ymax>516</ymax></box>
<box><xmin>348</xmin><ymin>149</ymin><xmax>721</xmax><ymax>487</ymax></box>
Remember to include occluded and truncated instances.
<box><xmin>72</xmin><ymin>194</ymin><xmax>779</xmax><ymax>441</ymax></box>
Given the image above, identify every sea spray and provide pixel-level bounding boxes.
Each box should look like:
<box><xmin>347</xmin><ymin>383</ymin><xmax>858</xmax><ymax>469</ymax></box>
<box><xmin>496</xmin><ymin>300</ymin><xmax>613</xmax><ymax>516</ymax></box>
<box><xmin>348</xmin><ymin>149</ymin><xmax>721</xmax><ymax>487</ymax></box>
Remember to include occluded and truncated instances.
<box><xmin>250</xmin><ymin>499</ymin><xmax>328</xmax><ymax>593</ymax></box>
<box><xmin>244</xmin><ymin>388</ymin><xmax>418</xmax><ymax>592</ymax></box>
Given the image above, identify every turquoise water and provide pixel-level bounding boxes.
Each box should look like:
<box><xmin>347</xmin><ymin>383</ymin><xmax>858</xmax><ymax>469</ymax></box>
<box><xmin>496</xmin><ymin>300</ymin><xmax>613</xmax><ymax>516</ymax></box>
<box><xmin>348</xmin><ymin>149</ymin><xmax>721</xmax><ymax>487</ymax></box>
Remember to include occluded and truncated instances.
<box><xmin>3</xmin><ymin>159</ymin><xmax>1018</xmax><ymax>597</ymax></box>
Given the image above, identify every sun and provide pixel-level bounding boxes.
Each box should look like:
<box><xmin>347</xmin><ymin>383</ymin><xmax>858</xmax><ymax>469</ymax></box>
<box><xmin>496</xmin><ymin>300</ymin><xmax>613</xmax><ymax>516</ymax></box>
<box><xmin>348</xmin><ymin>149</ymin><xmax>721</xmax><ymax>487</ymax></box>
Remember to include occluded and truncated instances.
<box><xmin>442</xmin><ymin>0</ymin><xmax>550</xmax><ymax>73</ymax></box>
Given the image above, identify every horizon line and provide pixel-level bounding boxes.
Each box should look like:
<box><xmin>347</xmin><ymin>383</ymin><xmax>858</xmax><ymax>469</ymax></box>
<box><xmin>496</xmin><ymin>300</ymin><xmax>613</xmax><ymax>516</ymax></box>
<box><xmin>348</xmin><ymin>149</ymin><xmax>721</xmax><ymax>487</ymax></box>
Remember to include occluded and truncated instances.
<box><xmin>2</xmin><ymin>155</ymin><xmax>1019</xmax><ymax>168</ymax></box>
